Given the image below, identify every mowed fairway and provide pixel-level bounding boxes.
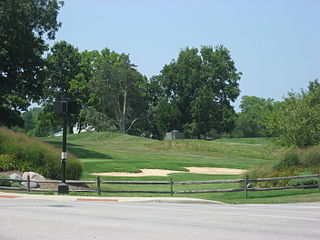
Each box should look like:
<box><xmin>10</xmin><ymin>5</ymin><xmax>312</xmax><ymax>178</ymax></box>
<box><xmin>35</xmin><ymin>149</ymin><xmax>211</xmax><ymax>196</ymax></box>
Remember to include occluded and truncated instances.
<box><xmin>42</xmin><ymin>132</ymin><xmax>320</xmax><ymax>203</ymax></box>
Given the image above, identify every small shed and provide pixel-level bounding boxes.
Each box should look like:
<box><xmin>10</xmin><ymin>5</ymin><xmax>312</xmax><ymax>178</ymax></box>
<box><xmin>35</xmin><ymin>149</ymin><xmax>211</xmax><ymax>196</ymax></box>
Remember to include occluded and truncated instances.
<box><xmin>165</xmin><ymin>130</ymin><xmax>185</xmax><ymax>140</ymax></box>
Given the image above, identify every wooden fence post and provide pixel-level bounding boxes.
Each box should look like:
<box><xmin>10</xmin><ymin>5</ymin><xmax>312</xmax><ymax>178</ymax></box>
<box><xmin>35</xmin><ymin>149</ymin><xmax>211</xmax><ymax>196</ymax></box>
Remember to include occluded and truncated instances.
<box><xmin>97</xmin><ymin>176</ymin><xmax>101</xmax><ymax>195</ymax></box>
<box><xmin>27</xmin><ymin>175</ymin><xmax>31</xmax><ymax>192</ymax></box>
<box><xmin>244</xmin><ymin>175</ymin><xmax>248</xmax><ymax>199</ymax></box>
<box><xmin>170</xmin><ymin>177</ymin><xmax>173</xmax><ymax>197</ymax></box>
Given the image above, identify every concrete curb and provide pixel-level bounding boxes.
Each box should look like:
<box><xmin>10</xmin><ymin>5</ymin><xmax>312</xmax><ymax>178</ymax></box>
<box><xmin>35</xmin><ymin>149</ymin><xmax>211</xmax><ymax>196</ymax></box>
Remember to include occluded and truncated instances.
<box><xmin>0</xmin><ymin>191</ymin><xmax>222</xmax><ymax>204</ymax></box>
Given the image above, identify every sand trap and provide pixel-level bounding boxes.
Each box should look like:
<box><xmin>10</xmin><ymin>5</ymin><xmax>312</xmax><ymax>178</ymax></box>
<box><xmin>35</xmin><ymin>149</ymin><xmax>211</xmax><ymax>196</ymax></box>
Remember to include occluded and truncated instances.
<box><xmin>91</xmin><ymin>167</ymin><xmax>246</xmax><ymax>177</ymax></box>
<box><xmin>185</xmin><ymin>167</ymin><xmax>246</xmax><ymax>175</ymax></box>
<box><xmin>91</xmin><ymin>169</ymin><xmax>182</xmax><ymax>177</ymax></box>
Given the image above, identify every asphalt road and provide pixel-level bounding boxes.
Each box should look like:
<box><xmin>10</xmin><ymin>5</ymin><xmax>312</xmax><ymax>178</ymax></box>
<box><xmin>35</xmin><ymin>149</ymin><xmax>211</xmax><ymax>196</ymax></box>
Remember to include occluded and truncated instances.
<box><xmin>1</xmin><ymin>198</ymin><xmax>319</xmax><ymax>240</ymax></box>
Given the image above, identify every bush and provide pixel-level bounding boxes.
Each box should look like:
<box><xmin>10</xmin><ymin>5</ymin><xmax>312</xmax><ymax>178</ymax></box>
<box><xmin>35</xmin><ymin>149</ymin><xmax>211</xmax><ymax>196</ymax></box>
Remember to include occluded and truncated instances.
<box><xmin>0</xmin><ymin>127</ymin><xmax>82</xmax><ymax>180</ymax></box>
<box><xmin>273</xmin><ymin>149</ymin><xmax>301</xmax><ymax>171</ymax></box>
<box><xmin>246</xmin><ymin>145</ymin><xmax>320</xmax><ymax>188</ymax></box>
<box><xmin>289</xmin><ymin>172</ymin><xmax>319</xmax><ymax>186</ymax></box>
<box><xmin>0</xmin><ymin>154</ymin><xmax>18</xmax><ymax>171</ymax></box>
<box><xmin>0</xmin><ymin>174</ymin><xmax>11</xmax><ymax>187</ymax></box>
<box><xmin>300</xmin><ymin>146</ymin><xmax>320</xmax><ymax>166</ymax></box>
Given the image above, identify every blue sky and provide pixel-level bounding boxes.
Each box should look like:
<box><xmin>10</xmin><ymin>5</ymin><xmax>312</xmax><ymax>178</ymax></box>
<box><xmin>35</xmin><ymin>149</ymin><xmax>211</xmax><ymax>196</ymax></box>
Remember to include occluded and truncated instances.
<box><xmin>52</xmin><ymin>0</ymin><xmax>320</xmax><ymax>110</ymax></box>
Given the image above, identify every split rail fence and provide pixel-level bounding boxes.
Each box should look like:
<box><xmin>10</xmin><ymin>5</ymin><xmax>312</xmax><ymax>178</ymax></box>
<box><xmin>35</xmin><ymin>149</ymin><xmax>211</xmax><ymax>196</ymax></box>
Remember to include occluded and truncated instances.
<box><xmin>1</xmin><ymin>174</ymin><xmax>320</xmax><ymax>199</ymax></box>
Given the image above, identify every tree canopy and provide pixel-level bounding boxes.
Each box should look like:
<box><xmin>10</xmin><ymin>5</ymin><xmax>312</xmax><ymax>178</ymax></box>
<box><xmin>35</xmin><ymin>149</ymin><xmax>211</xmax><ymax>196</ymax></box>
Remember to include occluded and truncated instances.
<box><xmin>232</xmin><ymin>96</ymin><xmax>274</xmax><ymax>138</ymax></box>
<box><xmin>0</xmin><ymin>0</ymin><xmax>63</xmax><ymax>127</ymax></box>
<box><xmin>149</xmin><ymin>46</ymin><xmax>241</xmax><ymax>139</ymax></box>
<box><xmin>263</xmin><ymin>79</ymin><xmax>320</xmax><ymax>147</ymax></box>
<box><xmin>89</xmin><ymin>49</ymin><xmax>148</xmax><ymax>134</ymax></box>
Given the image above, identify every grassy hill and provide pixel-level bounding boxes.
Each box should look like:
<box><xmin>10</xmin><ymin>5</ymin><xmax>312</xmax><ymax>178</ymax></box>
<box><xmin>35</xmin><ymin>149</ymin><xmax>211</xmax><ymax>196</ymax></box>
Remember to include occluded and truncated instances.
<box><xmin>0</xmin><ymin>130</ymin><xmax>313</xmax><ymax>203</ymax></box>
<box><xmin>42</xmin><ymin>132</ymin><xmax>284</xmax><ymax>180</ymax></box>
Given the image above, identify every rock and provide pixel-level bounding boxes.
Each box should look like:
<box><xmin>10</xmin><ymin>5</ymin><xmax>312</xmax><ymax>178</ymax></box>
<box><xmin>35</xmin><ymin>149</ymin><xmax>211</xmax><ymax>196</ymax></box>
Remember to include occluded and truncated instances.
<box><xmin>9</xmin><ymin>173</ymin><xmax>22</xmax><ymax>181</ymax></box>
<box><xmin>22</xmin><ymin>172</ymin><xmax>45</xmax><ymax>181</ymax></box>
<box><xmin>21</xmin><ymin>172</ymin><xmax>45</xmax><ymax>188</ymax></box>
<box><xmin>9</xmin><ymin>173</ymin><xmax>22</xmax><ymax>184</ymax></box>
<box><xmin>21</xmin><ymin>181</ymin><xmax>39</xmax><ymax>188</ymax></box>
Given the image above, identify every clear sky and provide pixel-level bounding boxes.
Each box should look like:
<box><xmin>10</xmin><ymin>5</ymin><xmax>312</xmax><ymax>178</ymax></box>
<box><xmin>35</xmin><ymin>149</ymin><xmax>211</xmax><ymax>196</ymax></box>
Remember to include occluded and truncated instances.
<box><xmin>52</xmin><ymin>0</ymin><xmax>320</xmax><ymax>110</ymax></box>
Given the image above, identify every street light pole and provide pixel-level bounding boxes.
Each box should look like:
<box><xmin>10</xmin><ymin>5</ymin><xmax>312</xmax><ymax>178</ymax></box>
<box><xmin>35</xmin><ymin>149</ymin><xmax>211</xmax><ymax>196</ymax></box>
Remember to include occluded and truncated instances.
<box><xmin>62</xmin><ymin>105</ymin><xmax>67</xmax><ymax>183</ymax></box>
<box><xmin>58</xmin><ymin>99</ymin><xmax>69</xmax><ymax>194</ymax></box>
<box><xmin>54</xmin><ymin>98</ymin><xmax>78</xmax><ymax>195</ymax></box>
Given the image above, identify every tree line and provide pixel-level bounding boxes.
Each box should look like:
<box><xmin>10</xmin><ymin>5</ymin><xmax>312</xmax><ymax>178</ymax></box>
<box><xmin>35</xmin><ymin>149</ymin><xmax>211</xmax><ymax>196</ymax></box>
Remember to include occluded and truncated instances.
<box><xmin>1</xmin><ymin>0</ymin><xmax>319</xmax><ymax>147</ymax></box>
<box><xmin>21</xmin><ymin>41</ymin><xmax>242</xmax><ymax>140</ymax></box>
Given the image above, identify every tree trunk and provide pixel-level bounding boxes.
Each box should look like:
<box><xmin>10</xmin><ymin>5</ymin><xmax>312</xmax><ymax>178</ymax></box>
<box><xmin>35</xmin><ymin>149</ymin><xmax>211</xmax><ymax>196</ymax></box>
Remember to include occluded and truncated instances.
<box><xmin>68</xmin><ymin>125</ymin><xmax>74</xmax><ymax>134</ymax></box>
<box><xmin>121</xmin><ymin>73</ymin><xmax>128</xmax><ymax>134</ymax></box>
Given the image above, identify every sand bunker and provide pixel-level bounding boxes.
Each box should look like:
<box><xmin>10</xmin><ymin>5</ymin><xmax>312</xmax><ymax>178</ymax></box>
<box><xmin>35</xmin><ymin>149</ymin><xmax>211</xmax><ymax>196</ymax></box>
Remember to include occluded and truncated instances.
<box><xmin>185</xmin><ymin>167</ymin><xmax>246</xmax><ymax>175</ymax></box>
<box><xmin>91</xmin><ymin>167</ymin><xmax>246</xmax><ymax>177</ymax></box>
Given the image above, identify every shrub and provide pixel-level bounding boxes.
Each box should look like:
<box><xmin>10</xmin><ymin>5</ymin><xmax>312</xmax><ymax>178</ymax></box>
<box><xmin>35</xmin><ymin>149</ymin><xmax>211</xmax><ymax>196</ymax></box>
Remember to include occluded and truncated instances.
<box><xmin>0</xmin><ymin>127</ymin><xmax>82</xmax><ymax>180</ymax></box>
<box><xmin>246</xmin><ymin>145</ymin><xmax>320</xmax><ymax>188</ymax></box>
<box><xmin>0</xmin><ymin>174</ymin><xmax>11</xmax><ymax>187</ymax></box>
<box><xmin>273</xmin><ymin>149</ymin><xmax>301</xmax><ymax>171</ymax></box>
<box><xmin>289</xmin><ymin>172</ymin><xmax>319</xmax><ymax>187</ymax></box>
<box><xmin>0</xmin><ymin>154</ymin><xmax>18</xmax><ymax>171</ymax></box>
<box><xmin>300</xmin><ymin>146</ymin><xmax>320</xmax><ymax>166</ymax></box>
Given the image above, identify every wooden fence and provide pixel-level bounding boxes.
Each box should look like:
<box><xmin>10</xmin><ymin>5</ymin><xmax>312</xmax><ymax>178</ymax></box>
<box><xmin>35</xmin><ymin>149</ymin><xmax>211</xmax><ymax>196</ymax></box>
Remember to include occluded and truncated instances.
<box><xmin>1</xmin><ymin>174</ymin><xmax>319</xmax><ymax>199</ymax></box>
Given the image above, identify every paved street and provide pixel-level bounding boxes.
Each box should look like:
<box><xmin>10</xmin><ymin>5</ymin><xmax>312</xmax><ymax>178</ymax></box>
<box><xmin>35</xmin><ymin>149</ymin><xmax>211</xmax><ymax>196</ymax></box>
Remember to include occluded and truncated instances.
<box><xmin>1</xmin><ymin>197</ymin><xmax>319</xmax><ymax>240</ymax></box>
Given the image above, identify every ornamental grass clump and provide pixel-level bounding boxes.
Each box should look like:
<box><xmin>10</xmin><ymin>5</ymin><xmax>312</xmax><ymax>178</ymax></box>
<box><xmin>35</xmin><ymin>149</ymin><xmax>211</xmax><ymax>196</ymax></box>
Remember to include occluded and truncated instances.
<box><xmin>246</xmin><ymin>145</ymin><xmax>320</xmax><ymax>188</ymax></box>
<box><xmin>0</xmin><ymin>127</ymin><xmax>82</xmax><ymax>180</ymax></box>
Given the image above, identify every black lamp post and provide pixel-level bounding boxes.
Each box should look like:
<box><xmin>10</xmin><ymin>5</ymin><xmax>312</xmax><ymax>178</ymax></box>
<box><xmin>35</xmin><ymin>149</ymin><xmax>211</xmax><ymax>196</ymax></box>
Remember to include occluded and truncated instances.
<box><xmin>53</xmin><ymin>98</ymin><xmax>78</xmax><ymax>194</ymax></box>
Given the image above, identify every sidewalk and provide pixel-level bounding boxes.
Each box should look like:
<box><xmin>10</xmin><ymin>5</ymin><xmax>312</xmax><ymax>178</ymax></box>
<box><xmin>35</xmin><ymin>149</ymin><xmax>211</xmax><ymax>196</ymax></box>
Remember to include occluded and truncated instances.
<box><xmin>0</xmin><ymin>191</ymin><xmax>222</xmax><ymax>204</ymax></box>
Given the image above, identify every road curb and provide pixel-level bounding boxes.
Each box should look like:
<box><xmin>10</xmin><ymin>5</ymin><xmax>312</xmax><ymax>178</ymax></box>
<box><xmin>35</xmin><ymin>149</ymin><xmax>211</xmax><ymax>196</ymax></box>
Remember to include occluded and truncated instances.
<box><xmin>0</xmin><ymin>191</ymin><xmax>222</xmax><ymax>204</ymax></box>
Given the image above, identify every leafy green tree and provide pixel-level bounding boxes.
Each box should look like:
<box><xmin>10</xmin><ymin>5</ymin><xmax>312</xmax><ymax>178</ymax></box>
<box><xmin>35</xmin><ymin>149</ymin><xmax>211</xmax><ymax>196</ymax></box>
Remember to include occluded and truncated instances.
<box><xmin>0</xmin><ymin>0</ymin><xmax>63</xmax><ymax>127</ymax></box>
<box><xmin>263</xmin><ymin>79</ymin><xmax>320</xmax><ymax>147</ymax></box>
<box><xmin>33</xmin><ymin>105</ymin><xmax>61</xmax><ymax>137</ymax></box>
<box><xmin>149</xmin><ymin>46</ymin><xmax>241</xmax><ymax>138</ymax></box>
<box><xmin>42</xmin><ymin>41</ymin><xmax>84</xmax><ymax>133</ymax></box>
<box><xmin>44</xmin><ymin>41</ymin><xmax>82</xmax><ymax>102</ymax></box>
<box><xmin>22</xmin><ymin>107</ymin><xmax>42</xmax><ymax>134</ymax></box>
<box><xmin>232</xmin><ymin>96</ymin><xmax>274</xmax><ymax>137</ymax></box>
<box><xmin>89</xmin><ymin>49</ymin><xmax>148</xmax><ymax>134</ymax></box>
<box><xmin>70</xmin><ymin>50</ymin><xmax>100</xmax><ymax>132</ymax></box>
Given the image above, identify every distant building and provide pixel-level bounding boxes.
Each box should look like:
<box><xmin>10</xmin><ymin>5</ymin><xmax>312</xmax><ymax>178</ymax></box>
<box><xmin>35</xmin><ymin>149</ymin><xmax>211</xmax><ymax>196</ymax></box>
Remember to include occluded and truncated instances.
<box><xmin>165</xmin><ymin>130</ymin><xmax>185</xmax><ymax>140</ymax></box>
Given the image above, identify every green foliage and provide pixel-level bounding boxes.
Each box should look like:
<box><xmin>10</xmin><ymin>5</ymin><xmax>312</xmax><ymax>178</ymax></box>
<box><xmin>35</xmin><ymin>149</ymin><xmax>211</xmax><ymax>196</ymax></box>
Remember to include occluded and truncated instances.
<box><xmin>89</xmin><ymin>49</ymin><xmax>148</xmax><ymax>134</ymax></box>
<box><xmin>0</xmin><ymin>127</ymin><xmax>82</xmax><ymax>179</ymax></box>
<box><xmin>149</xmin><ymin>46</ymin><xmax>241</xmax><ymax>139</ymax></box>
<box><xmin>232</xmin><ymin>96</ymin><xmax>274</xmax><ymax>138</ymax></box>
<box><xmin>22</xmin><ymin>107</ymin><xmax>43</xmax><ymax>135</ymax></box>
<box><xmin>273</xmin><ymin>150</ymin><xmax>301</xmax><ymax>171</ymax></box>
<box><xmin>32</xmin><ymin>106</ymin><xmax>61</xmax><ymax>137</ymax></box>
<box><xmin>0</xmin><ymin>173</ymin><xmax>11</xmax><ymax>186</ymax></box>
<box><xmin>41</xmin><ymin>41</ymin><xmax>84</xmax><ymax>133</ymax></box>
<box><xmin>289</xmin><ymin>172</ymin><xmax>319</xmax><ymax>186</ymax></box>
<box><xmin>274</xmin><ymin>146</ymin><xmax>320</xmax><ymax>172</ymax></box>
<box><xmin>247</xmin><ymin>144</ymin><xmax>320</xmax><ymax>188</ymax></box>
<box><xmin>0</xmin><ymin>0</ymin><xmax>63</xmax><ymax>127</ymax></box>
<box><xmin>263</xmin><ymin>79</ymin><xmax>320</xmax><ymax>147</ymax></box>
<box><xmin>0</xmin><ymin>154</ymin><xmax>18</xmax><ymax>171</ymax></box>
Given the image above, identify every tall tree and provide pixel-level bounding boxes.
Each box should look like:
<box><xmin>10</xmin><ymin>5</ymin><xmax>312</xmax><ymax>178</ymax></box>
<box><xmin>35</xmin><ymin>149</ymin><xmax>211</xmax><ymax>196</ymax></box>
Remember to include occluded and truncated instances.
<box><xmin>90</xmin><ymin>49</ymin><xmax>148</xmax><ymax>134</ymax></box>
<box><xmin>42</xmin><ymin>40</ymin><xmax>83</xmax><ymax>133</ymax></box>
<box><xmin>263</xmin><ymin>79</ymin><xmax>320</xmax><ymax>147</ymax></box>
<box><xmin>0</xmin><ymin>0</ymin><xmax>63</xmax><ymax>127</ymax></box>
<box><xmin>149</xmin><ymin>46</ymin><xmax>241</xmax><ymax>138</ymax></box>
<box><xmin>232</xmin><ymin>96</ymin><xmax>274</xmax><ymax>138</ymax></box>
<box><xmin>44</xmin><ymin>40</ymin><xmax>82</xmax><ymax>102</ymax></box>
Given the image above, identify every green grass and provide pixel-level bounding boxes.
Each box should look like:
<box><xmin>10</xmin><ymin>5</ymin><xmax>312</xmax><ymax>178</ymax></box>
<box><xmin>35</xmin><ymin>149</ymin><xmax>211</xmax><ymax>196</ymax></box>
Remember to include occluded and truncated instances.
<box><xmin>42</xmin><ymin>132</ymin><xmax>283</xmax><ymax>177</ymax></box>
<box><xmin>39</xmin><ymin>132</ymin><xmax>320</xmax><ymax>204</ymax></box>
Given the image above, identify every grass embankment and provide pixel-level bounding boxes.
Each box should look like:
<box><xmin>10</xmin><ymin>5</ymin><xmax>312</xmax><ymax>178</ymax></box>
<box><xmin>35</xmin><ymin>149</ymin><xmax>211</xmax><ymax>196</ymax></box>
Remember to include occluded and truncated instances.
<box><xmin>43</xmin><ymin>132</ymin><xmax>282</xmax><ymax>178</ymax></box>
<box><xmin>40</xmin><ymin>132</ymin><xmax>320</xmax><ymax>203</ymax></box>
<box><xmin>0</xmin><ymin>127</ymin><xmax>82</xmax><ymax>180</ymax></box>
